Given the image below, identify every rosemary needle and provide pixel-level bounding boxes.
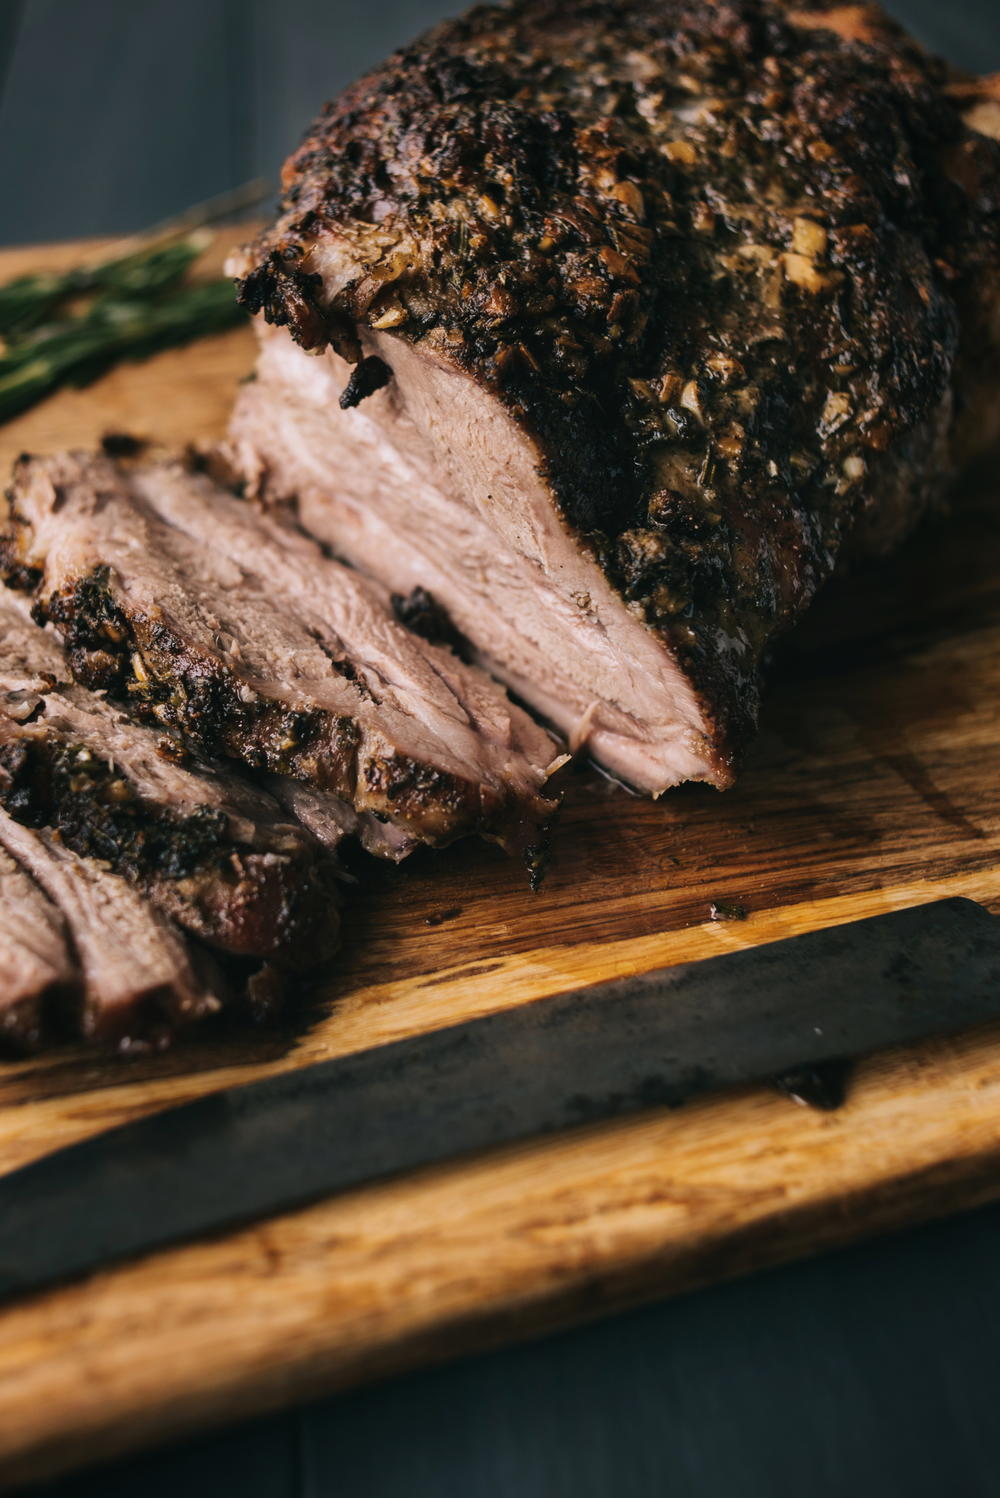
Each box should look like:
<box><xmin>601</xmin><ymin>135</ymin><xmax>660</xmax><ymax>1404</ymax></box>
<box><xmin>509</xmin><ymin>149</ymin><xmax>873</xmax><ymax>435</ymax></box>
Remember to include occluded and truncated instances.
<box><xmin>0</xmin><ymin>233</ymin><xmax>211</xmax><ymax>339</ymax></box>
<box><xmin>0</xmin><ymin>277</ymin><xmax>244</xmax><ymax>424</ymax></box>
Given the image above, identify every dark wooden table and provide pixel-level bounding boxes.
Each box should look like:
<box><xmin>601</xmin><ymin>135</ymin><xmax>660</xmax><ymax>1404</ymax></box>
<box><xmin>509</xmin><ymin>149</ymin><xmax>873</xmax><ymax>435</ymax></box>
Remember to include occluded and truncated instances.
<box><xmin>3</xmin><ymin>3</ymin><xmax>1000</xmax><ymax>1493</ymax></box>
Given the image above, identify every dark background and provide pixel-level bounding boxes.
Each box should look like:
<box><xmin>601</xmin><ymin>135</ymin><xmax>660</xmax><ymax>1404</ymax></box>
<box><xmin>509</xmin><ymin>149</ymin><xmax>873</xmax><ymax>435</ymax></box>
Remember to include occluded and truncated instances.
<box><xmin>3</xmin><ymin>1</ymin><xmax>1000</xmax><ymax>1494</ymax></box>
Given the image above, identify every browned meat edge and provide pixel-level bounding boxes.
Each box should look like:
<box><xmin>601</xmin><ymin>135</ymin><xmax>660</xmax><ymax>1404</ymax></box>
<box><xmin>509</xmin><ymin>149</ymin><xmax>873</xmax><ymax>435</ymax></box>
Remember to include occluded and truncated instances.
<box><xmin>0</xmin><ymin>842</ymin><xmax>77</xmax><ymax>1052</ymax></box>
<box><xmin>0</xmin><ymin>808</ymin><xmax>230</xmax><ymax>1051</ymax></box>
<box><xmin>0</xmin><ymin>590</ymin><xmax>341</xmax><ymax>969</ymax></box>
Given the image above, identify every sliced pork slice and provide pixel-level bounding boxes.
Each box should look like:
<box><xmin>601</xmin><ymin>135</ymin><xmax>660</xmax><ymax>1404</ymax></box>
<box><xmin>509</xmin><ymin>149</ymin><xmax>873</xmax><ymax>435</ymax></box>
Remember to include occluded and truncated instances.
<box><xmin>0</xmin><ymin>589</ymin><xmax>339</xmax><ymax>968</ymax></box>
<box><xmin>228</xmin><ymin>0</ymin><xmax>1000</xmax><ymax>794</ymax></box>
<box><xmin>259</xmin><ymin>775</ymin><xmax>418</xmax><ymax>862</ymax></box>
<box><xmin>0</xmin><ymin>808</ymin><xmax>223</xmax><ymax>1049</ymax></box>
<box><xmin>1</xmin><ymin>451</ymin><xmax>559</xmax><ymax>854</ymax></box>
<box><xmin>0</xmin><ymin>844</ymin><xmax>76</xmax><ymax>1052</ymax></box>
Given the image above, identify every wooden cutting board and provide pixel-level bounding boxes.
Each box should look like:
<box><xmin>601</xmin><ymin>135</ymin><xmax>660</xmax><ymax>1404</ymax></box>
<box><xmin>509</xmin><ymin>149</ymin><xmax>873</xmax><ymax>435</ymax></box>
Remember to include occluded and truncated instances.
<box><xmin>1</xmin><ymin>233</ymin><xmax>999</xmax><ymax>1488</ymax></box>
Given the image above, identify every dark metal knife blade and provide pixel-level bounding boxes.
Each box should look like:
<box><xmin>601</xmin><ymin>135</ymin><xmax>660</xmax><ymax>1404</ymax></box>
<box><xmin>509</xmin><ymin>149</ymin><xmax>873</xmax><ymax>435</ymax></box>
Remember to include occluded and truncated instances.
<box><xmin>1</xmin><ymin>896</ymin><xmax>999</xmax><ymax>1304</ymax></box>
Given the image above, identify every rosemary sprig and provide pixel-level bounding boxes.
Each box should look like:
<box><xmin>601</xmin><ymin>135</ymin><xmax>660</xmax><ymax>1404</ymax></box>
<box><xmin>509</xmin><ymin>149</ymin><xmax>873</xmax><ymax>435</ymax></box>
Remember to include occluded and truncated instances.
<box><xmin>0</xmin><ymin>180</ymin><xmax>273</xmax><ymax>423</ymax></box>
<box><xmin>0</xmin><ymin>233</ymin><xmax>211</xmax><ymax>339</ymax></box>
<box><xmin>0</xmin><ymin>277</ymin><xmax>245</xmax><ymax>423</ymax></box>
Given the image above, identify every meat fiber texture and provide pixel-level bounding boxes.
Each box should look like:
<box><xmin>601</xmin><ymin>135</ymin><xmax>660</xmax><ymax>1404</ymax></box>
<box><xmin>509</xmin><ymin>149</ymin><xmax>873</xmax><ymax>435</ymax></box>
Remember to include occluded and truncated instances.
<box><xmin>0</xmin><ymin>842</ymin><xmax>75</xmax><ymax>1051</ymax></box>
<box><xmin>228</xmin><ymin>0</ymin><xmax>1000</xmax><ymax>795</ymax></box>
<box><xmin>0</xmin><ymin>451</ymin><xmax>560</xmax><ymax>859</ymax></box>
<box><xmin>0</xmin><ymin>807</ymin><xmax>229</xmax><ymax>1052</ymax></box>
<box><xmin>0</xmin><ymin>589</ymin><xmax>341</xmax><ymax>969</ymax></box>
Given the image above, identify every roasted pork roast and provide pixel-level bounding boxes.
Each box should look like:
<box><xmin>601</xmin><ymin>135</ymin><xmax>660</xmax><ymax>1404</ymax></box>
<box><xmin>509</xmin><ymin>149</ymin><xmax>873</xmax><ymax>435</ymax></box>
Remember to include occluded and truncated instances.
<box><xmin>229</xmin><ymin>0</ymin><xmax>1000</xmax><ymax>794</ymax></box>
<box><xmin>5</xmin><ymin>0</ymin><xmax>1000</xmax><ymax>1052</ymax></box>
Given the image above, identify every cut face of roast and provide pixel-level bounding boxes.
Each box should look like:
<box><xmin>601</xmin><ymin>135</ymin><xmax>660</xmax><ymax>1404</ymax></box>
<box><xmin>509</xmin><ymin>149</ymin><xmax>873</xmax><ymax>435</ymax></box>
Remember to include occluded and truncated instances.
<box><xmin>0</xmin><ymin>807</ymin><xmax>224</xmax><ymax>1050</ymax></box>
<box><xmin>230</xmin><ymin>325</ymin><xmax>715</xmax><ymax>794</ymax></box>
<box><xmin>1</xmin><ymin>451</ymin><xmax>559</xmax><ymax>854</ymax></box>
<box><xmin>0</xmin><ymin>589</ymin><xmax>340</xmax><ymax>969</ymax></box>
<box><xmin>0</xmin><ymin>843</ymin><xmax>76</xmax><ymax>1052</ymax></box>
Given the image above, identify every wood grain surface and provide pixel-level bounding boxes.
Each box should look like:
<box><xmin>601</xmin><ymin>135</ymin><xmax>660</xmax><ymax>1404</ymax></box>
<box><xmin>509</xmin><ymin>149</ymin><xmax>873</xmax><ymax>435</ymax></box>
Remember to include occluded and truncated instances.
<box><xmin>0</xmin><ymin>234</ymin><xmax>999</xmax><ymax>1488</ymax></box>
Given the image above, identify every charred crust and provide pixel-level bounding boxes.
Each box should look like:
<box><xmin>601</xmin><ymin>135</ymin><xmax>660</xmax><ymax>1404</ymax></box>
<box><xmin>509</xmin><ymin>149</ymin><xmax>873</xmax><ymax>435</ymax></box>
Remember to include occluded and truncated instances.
<box><xmin>0</xmin><ymin>718</ymin><xmax>340</xmax><ymax>966</ymax></box>
<box><xmin>0</xmin><ymin>501</ymin><xmax>42</xmax><ymax>595</ymax></box>
<box><xmin>338</xmin><ymin>354</ymin><xmax>393</xmax><ymax>409</ymax></box>
<box><xmin>100</xmin><ymin>432</ymin><xmax>148</xmax><ymax>460</ymax></box>
<box><xmin>39</xmin><ymin>567</ymin><xmax>132</xmax><ymax>692</ymax></box>
<box><xmin>182</xmin><ymin>442</ymin><xmax>246</xmax><ymax>494</ymax></box>
<box><xmin>236</xmin><ymin>253</ymin><xmax>327</xmax><ymax>350</ymax></box>
<box><xmin>235</xmin><ymin>0</ymin><xmax>1000</xmax><ymax>769</ymax></box>
<box><xmin>361</xmin><ymin>752</ymin><xmax>479</xmax><ymax>833</ymax></box>
<box><xmin>0</xmin><ymin>728</ymin><xmax>230</xmax><ymax>880</ymax></box>
<box><xmin>1</xmin><ymin>561</ymin><xmax>42</xmax><ymax>595</ymax></box>
<box><xmin>391</xmin><ymin>585</ymin><xmax>471</xmax><ymax>655</ymax></box>
<box><xmin>523</xmin><ymin>837</ymin><xmax>550</xmax><ymax>892</ymax></box>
